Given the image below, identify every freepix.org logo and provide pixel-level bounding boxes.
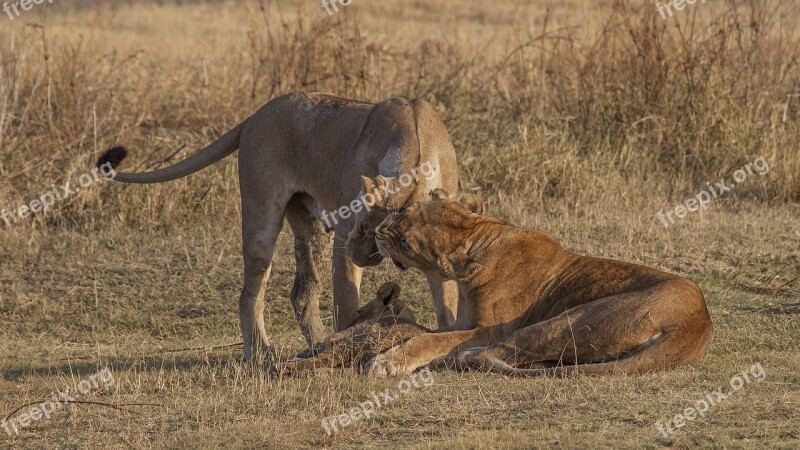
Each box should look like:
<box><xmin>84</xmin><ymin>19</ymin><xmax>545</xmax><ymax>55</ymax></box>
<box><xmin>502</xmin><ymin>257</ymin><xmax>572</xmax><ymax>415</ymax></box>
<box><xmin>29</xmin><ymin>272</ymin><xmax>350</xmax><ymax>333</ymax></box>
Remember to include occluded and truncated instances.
<box><xmin>1</xmin><ymin>162</ymin><xmax>117</xmax><ymax>228</ymax></box>
<box><xmin>2</xmin><ymin>368</ymin><xmax>115</xmax><ymax>437</ymax></box>
<box><xmin>321</xmin><ymin>367</ymin><xmax>435</xmax><ymax>436</ymax></box>
<box><xmin>320</xmin><ymin>161</ymin><xmax>437</xmax><ymax>230</ymax></box>
<box><xmin>654</xmin><ymin>362</ymin><xmax>766</xmax><ymax>437</ymax></box>
<box><xmin>322</xmin><ymin>0</ymin><xmax>351</xmax><ymax>16</ymax></box>
<box><xmin>4</xmin><ymin>0</ymin><xmax>56</xmax><ymax>20</ymax></box>
<box><xmin>656</xmin><ymin>0</ymin><xmax>707</xmax><ymax>21</ymax></box>
<box><xmin>656</xmin><ymin>156</ymin><xmax>769</xmax><ymax>228</ymax></box>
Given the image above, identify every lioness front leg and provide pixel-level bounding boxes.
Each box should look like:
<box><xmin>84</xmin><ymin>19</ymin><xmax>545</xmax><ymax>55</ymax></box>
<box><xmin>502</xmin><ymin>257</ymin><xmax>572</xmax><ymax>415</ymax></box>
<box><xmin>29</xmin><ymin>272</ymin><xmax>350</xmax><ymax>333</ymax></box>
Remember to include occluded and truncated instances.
<box><xmin>425</xmin><ymin>274</ymin><xmax>459</xmax><ymax>328</ymax></box>
<box><xmin>365</xmin><ymin>328</ymin><xmax>495</xmax><ymax>377</ymax></box>
<box><xmin>332</xmin><ymin>241</ymin><xmax>363</xmax><ymax>331</ymax></box>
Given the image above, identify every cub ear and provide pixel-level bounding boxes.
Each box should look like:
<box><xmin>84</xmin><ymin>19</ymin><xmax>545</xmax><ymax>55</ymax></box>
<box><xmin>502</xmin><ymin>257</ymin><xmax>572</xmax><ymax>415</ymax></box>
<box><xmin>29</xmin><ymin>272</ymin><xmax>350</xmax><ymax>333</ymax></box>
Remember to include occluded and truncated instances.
<box><xmin>376</xmin><ymin>282</ymin><xmax>401</xmax><ymax>305</ymax></box>
<box><xmin>429</xmin><ymin>188</ymin><xmax>450</xmax><ymax>200</ymax></box>
<box><xmin>429</xmin><ymin>189</ymin><xmax>484</xmax><ymax>214</ymax></box>
<box><xmin>455</xmin><ymin>192</ymin><xmax>484</xmax><ymax>215</ymax></box>
<box><xmin>446</xmin><ymin>252</ymin><xmax>483</xmax><ymax>281</ymax></box>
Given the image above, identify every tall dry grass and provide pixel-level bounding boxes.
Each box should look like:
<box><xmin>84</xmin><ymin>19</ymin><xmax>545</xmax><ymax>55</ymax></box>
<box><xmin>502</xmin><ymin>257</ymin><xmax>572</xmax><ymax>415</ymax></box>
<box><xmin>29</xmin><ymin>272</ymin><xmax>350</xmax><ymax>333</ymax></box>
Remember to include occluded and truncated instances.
<box><xmin>0</xmin><ymin>4</ymin><xmax>798</xmax><ymax>448</ymax></box>
<box><xmin>0</xmin><ymin>0</ymin><xmax>797</xmax><ymax>231</ymax></box>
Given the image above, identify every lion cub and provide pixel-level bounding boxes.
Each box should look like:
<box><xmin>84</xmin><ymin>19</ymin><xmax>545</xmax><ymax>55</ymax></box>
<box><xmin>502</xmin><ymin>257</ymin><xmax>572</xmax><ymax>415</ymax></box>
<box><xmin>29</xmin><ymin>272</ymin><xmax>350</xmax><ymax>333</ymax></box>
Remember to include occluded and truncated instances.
<box><xmin>272</xmin><ymin>282</ymin><xmax>430</xmax><ymax>374</ymax></box>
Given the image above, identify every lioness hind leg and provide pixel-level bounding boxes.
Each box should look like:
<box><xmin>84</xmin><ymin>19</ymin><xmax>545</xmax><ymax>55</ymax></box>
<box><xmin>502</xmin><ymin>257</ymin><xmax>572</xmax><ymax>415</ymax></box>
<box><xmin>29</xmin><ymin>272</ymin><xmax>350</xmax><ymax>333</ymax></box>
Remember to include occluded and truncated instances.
<box><xmin>464</xmin><ymin>283</ymin><xmax>711</xmax><ymax>375</ymax></box>
<box><xmin>239</xmin><ymin>200</ymin><xmax>287</xmax><ymax>363</ymax></box>
<box><xmin>286</xmin><ymin>195</ymin><xmax>332</xmax><ymax>351</ymax></box>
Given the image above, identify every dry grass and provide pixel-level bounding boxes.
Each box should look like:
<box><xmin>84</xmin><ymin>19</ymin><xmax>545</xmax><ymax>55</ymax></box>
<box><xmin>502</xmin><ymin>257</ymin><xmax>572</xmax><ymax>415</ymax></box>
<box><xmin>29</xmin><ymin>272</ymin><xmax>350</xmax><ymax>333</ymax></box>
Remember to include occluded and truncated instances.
<box><xmin>0</xmin><ymin>0</ymin><xmax>799</xmax><ymax>448</ymax></box>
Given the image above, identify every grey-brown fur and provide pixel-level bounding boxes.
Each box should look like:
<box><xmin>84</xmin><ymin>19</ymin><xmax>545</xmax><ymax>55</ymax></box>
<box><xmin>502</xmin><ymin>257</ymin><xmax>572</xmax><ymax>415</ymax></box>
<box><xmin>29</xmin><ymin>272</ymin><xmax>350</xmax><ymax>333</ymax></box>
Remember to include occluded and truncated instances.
<box><xmin>97</xmin><ymin>92</ymin><xmax>461</xmax><ymax>361</ymax></box>
<box><xmin>272</xmin><ymin>282</ymin><xmax>430</xmax><ymax>374</ymax></box>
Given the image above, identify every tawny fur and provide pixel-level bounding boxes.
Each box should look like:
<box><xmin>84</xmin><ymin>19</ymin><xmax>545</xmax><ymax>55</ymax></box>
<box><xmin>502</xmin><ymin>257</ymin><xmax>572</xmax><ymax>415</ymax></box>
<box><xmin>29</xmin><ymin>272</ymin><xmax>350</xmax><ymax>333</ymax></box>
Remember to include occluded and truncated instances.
<box><xmin>366</xmin><ymin>191</ymin><xmax>713</xmax><ymax>377</ymax></box>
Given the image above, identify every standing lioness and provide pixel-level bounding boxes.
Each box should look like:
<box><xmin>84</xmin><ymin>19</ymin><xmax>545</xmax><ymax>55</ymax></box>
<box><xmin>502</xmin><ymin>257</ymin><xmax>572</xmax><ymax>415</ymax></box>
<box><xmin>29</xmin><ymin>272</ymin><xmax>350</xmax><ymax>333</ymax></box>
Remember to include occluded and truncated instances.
<box><xmin>366</xmin><ymin>191</ymin><xmax>713</xmax><ymax>377</ymax></box>
<box><xmin>97</xmin><ymin>92</ymin><xmax>460</xmax><ymax>361</ymax></box>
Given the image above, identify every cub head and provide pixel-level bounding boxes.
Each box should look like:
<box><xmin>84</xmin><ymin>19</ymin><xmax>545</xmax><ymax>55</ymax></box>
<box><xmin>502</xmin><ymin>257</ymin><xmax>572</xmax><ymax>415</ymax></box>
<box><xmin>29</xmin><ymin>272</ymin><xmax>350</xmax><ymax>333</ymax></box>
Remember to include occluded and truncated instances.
<box><xmin>374</xmin><ymin>189</ymin><xmax>487</xmax><ymax>281</ymax></box>
<box><xmin>347</xmin><ymin>282</ymin><xmax>416</xmax><ymax>327</ymax></box>
<box><xmin>346</xmin><ymin>176</ymin><xmax>415</xmax><ymax>267</ymax></box>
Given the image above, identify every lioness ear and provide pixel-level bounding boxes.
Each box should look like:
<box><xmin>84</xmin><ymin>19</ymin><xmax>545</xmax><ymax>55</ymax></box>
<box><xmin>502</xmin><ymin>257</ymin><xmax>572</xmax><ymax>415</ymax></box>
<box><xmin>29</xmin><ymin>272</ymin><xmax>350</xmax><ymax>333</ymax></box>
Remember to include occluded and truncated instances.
<box><xmin>362</xmin><ymin>176</ymin><xmax>390</xmax><ymax>192</ymax></box>
<box><xmin>456</xmin><ymin>192</ymin><xmax>484</xmax><ymax>215</ymax></box>
<box><xmin>361</xmin><ymin>176</ymin><xmax>377</xmax><ymax>195</ymax></box>
<box><xmin>445</xmin><ymin>252</ymin><xmax>483</xmax><ymax>281</ymax></box>
<box><xmin>360</xmin><ymin>176</ymin><xmax>386</xmax><ymax>208</ymax></box>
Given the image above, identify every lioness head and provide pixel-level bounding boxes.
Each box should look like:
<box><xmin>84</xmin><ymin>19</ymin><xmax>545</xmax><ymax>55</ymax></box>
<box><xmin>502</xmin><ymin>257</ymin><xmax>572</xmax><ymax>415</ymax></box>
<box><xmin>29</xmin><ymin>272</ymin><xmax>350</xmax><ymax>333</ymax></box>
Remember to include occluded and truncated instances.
<box><xmin>347</xmin><ymin>282</ymin><xmax>416</xmax><ymax>327</ymax></box>
<box><xmin>346</xmin><ymin>175</ymin><xmax>416</xmax><ymax>267</ymax></box>
<box><xmin>374</xmin><ymin>189</ymin><xmax>487</xmax><ymax>280</ymax></box>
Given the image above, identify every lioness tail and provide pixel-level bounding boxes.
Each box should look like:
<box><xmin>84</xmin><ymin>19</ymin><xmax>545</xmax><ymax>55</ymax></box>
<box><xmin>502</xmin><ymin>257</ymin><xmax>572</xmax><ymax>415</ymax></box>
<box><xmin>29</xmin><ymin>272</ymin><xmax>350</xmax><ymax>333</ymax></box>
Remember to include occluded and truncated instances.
<box><xmin>96</xmin><ymin>121</ymin><xmax>246</xmax><ymax>184</ymax></box>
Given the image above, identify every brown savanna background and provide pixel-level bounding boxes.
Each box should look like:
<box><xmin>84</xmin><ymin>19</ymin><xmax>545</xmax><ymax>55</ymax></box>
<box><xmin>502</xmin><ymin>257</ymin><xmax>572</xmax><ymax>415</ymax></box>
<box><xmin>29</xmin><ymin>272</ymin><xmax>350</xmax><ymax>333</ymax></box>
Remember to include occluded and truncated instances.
<box><xmin>1</xmin><ymin>0</ymin><xmax>798</xmax><ymax>448</ymax></box>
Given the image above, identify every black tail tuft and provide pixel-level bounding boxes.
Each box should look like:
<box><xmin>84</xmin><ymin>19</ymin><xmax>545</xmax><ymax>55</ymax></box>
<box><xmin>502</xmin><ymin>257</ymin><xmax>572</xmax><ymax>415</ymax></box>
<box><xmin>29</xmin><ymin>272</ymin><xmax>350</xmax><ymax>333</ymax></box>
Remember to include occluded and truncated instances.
<box><xmin>97</xmin><ymin>146</ymin><xmax>128</xmax><ymax>170</ymax></box>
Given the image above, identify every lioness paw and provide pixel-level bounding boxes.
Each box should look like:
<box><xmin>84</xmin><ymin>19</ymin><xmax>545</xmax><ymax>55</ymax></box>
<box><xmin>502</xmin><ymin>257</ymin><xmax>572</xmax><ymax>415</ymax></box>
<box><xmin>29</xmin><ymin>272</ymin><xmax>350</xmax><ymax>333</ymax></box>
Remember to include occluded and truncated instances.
<box><xmin>364</xmin><ymin>353</ymin><xmax>407</xmax><ymax>377</ymax></box>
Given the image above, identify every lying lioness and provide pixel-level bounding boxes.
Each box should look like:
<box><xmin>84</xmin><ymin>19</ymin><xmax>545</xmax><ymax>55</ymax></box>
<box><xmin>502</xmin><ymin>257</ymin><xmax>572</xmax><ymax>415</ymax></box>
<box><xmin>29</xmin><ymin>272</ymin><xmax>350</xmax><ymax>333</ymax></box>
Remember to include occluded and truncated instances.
<box><xmin>272</xmin><ymin>282</ymin><xmax>429</xmax><ymax>374</ymax></box>
<box><xmin>366</xmin><ymin>190</ymin><xmax>713</xmax><ymax>377</ymax></box>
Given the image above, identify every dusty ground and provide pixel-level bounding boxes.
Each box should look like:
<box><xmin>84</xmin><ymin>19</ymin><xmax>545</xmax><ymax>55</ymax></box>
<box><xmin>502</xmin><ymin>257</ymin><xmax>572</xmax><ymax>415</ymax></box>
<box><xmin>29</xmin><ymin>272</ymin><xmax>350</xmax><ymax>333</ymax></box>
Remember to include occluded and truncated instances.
<box><xmin>1</xmin><ymin>0</ymin><xmax>799</xmax><ymax>448</ymax></box>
